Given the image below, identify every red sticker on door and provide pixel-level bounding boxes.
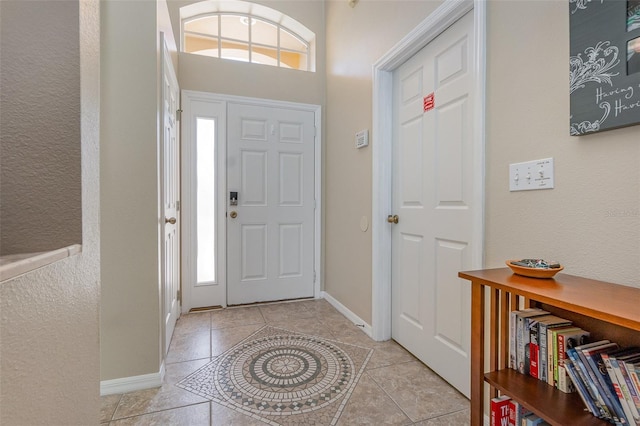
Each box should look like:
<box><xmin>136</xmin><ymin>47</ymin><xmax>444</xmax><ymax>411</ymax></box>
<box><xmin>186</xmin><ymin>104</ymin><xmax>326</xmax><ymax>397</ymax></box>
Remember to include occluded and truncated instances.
<box><xmin>423</xmin><ymin>93</ymin><xmax>435</xmax><ymax>112</ymax></box>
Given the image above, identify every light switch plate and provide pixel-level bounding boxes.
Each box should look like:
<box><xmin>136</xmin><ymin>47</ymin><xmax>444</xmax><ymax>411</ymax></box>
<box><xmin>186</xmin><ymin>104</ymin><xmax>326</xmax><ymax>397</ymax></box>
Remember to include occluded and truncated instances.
<box><xmin>509</xmin><ymin>158</ymin><xmax>554</xmax><ymax>191</ymax></box>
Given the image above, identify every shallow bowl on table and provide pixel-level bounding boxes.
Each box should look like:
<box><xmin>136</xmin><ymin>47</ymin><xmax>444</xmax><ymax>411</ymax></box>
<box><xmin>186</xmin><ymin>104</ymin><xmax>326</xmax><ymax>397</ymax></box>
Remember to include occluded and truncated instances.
<box><xmin>505</xmin><ymin>260</ymin><xmax>563</xmax><ymax>279</ymax></box>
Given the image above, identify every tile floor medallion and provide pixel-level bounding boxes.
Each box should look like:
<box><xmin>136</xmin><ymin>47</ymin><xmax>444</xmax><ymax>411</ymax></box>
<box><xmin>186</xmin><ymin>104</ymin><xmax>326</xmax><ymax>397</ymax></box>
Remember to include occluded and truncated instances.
<box><xmin>177</xmin><ymin>325</ymin><xmax>373</xmax><ymax>426</ymax></box>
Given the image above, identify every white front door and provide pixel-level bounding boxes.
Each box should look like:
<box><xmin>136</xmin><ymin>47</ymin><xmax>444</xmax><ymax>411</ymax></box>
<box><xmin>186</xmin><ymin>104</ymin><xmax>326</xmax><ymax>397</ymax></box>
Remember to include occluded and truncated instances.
<box><xmin>161</xmin><ymin>36</ymin><xmax>180</xmax><ymax>355</ymax></box>
<box><xmin>226</xmin><ymin>103</ymin><xmax>315</xmax><ymax>305</ymax></box>
<box><xmin>391</xmin><ymin>11</ymin><xmax>475</xmax><ymax>397</ymax></box>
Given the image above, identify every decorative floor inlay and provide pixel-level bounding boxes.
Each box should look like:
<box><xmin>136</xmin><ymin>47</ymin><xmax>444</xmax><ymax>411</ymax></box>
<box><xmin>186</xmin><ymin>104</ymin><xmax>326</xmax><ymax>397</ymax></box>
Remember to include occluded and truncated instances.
<box><xmin>177</xmin><ymin>326</ymin><xmax>373</xmax><ymax>425</ymax></box>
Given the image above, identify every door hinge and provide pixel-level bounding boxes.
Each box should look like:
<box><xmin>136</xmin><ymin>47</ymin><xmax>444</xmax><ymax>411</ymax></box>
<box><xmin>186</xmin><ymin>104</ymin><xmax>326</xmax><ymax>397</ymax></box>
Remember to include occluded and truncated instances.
<box><xmin>177</xmin><ymin>289</ymin><xmax>181</xmax><ymax>302</ymax></box>
<box><xmin>313</xmin><ymin>271</ymin><xmax>316</xmax><ymax>283</ymax></box>
<box><xmin>314</xmin><ymin>199</ymin><xmax>317</xmax><ymax>210</ymax></box>
<box><xmin>176</xmin><ymin>109</ymin><xmax>183</xmax><ymax>121</ymax></box>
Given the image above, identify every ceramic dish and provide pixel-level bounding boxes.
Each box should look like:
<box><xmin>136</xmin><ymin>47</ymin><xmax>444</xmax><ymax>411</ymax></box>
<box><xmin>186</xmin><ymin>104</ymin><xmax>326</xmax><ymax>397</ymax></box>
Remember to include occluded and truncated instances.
<box><xmin>506</xmin><ymin>260</ymin><xmax>564</xmax><ymax>279</ymax></box>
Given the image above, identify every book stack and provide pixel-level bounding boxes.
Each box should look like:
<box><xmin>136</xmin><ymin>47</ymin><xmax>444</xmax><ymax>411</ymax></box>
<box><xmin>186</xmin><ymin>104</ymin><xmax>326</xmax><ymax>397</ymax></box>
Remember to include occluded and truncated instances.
<box><xmin>509</xmin><ymin>308</ymin><xmax>640</xmax><ymax>425</ymax></box>
<box><xmin>566</xmin><ymin>342</ymin><xmax>640</xmax><ymax>425</ymax></box>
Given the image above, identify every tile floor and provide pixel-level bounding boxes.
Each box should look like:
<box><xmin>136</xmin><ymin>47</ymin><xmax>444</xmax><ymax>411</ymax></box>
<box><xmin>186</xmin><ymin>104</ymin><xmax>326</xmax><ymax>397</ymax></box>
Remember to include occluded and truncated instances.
<box><xmin>101</xmin><ymin>299</ymin><xmax>469</xmax><ymax>425</ymax></box>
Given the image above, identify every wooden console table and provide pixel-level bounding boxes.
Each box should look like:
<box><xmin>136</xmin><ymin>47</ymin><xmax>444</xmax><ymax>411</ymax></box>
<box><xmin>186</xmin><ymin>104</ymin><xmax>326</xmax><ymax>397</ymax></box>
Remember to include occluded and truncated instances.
<box><xmin>459</xmin><ymin>268</ymin><xmax>640</xmax><ymax>426</ymax></box>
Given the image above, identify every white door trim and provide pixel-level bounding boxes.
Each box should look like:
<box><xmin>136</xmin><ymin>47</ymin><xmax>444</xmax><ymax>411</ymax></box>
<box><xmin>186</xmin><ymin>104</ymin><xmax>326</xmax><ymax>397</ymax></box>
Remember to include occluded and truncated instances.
<box><xmin>371</xmin><ymin>0</ymin><xmax>486</xmax><ymax>341</ymax></box>
<box><xmin>181</xmin><ymin>91</ymin><xmax>323</xmax><ymax>309</ymax></box>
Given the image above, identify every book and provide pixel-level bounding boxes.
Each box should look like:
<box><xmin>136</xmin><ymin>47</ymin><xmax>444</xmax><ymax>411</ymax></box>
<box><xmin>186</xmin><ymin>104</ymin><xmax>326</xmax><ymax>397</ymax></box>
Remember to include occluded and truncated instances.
<box><xmin>525</xmin><ymin>314</ymin><xmax>548</xmax><ymax>377</ymax></box>
<box><xmin>510</xmin><ymin>309</ymin><xmax>544</xmax><ymax>371</ymax></box>
<box><xmin>547</xmin><ymin>325</ymin><xmax>580</xmax><ymax>386</ymax></box>
<box><xmin>528</xmin><ymin>339</ymin><xmax>539</xmax><ymax>379</ymax></box>
<box><xmin>536</xmin><ymin>316</ymin><xmax>572</xmax><ymax>383</ymax></box>
<box><xmin>610</xmin><ymin>351</ymin><xmax>640</xmax><ymax>424</ymax></box>
<box><xmin>619</xmin><ymin>355</ymin><xmax>640</xmax><ymax>415</ymax></box>
<box><xmin>576</xmin><ymin>341</ymin><xmax>620</xmax><ymax>422</ymax></box>
<box><xmin>523</xmin><ymin>311</ymin><xmax>551</xmax><ymax>376</ymax></box>
<box><xmin>565</xmin><ymin>358</ymin><xmax>600</xmax><ymax>416</ymax></box>
<box><xmin>566</xmin><ymin>345</ymin><xmax>607</xmax><ymax>418</ymax></box>
<box><xmin>510</xmin><ymin>310</ymin><xmax>521</xmax><ymax>370</ymax></box>
<box><xmin>555</xmin><ymin>329</ymin><xmax>590</xmax><ymax>392</ymax></box>
<box><xmin>527</xmin><ymin>315</ymin><xmax>571</xmax><ymax>380</ymax></box>
<box><xmin>566</xmin><ymin>341</ymin><xmax>612</xmax><ymax>419</ymax></box>
<box><xmin>516</xmin><ymin>309</ymin><xmax>548</xmax><ymax>375</ymax></box>
<box><xmin>628</xmin><ymin>361</ymin><xmax>640</xmax><ymax>410</ymax></box>
<box><xmin>491</xmin><ymin>395</ymin><xmax>511</xmax><ymax>426</ymax></box>
<box><xmin>602</xmin><ymin>351</ymin><xmax>634</xmax><ymax>425</ymax></box>
<box><xmin>582</xmin><ymin>345</ymin><xmax>629</xmax><ymax>424</ymax></box>
<box><xmin>508</xmin><ymin>400</ymin><xmax>532</xmax><ymax>426</ymax></box>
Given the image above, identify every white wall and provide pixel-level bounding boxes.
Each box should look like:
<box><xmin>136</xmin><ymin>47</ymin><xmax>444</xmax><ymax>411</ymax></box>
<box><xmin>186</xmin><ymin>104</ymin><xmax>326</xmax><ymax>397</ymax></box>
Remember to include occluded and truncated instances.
<box><xmin>0</xmin><ymin>0</ymin><xmax>101</xmax><ymax>423</ymax></box>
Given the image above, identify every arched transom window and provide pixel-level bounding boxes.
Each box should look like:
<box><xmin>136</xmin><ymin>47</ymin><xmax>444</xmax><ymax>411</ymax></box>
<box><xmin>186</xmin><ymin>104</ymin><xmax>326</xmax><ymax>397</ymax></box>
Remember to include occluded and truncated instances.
<box><xmin>180</xmin><ymin>1</ymin><xmax>315</xmax><ymax>72</ymax></box>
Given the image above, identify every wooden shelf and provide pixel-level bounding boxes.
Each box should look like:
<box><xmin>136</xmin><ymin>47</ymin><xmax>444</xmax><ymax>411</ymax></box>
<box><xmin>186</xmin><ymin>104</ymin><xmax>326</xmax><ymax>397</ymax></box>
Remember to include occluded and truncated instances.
<box><xmin>485</xmin><ymin>369</ymin><xmax>606</xmax><ymax>426</ymax></box>
<box><xmin>459</xmin><ymin>268</ymin><xmax>640</xmax><ymax>332</ymax></box>
<box><xmin>459</xmin><ymin>268</ymin><xmax>640</xmax><ymax>426</ymax></box>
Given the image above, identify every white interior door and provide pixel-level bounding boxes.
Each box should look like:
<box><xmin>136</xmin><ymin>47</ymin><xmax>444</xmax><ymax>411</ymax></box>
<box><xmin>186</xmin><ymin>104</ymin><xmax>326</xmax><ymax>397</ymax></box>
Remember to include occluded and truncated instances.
<box><xmin>226</xmin><ymin>103</ymin><xmax>315</xmax><ymax>305</ymax></box>
<box><xmin>161</xmin><ymin>36</ymin><xmax>180</xmax><ymax>355</ymax></box>
<box><xmin>391</xmin><ymin>11</ymin><xmax>475</xmax><ymax>398</ymax></box>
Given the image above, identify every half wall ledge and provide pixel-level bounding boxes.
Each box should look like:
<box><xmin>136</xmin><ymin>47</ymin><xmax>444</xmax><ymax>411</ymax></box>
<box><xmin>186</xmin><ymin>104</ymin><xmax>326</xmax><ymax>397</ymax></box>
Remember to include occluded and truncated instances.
<box><xmin>0</xmin><ymin>244</ymin><xmax>82</xmax><ymax>283</ymax></box>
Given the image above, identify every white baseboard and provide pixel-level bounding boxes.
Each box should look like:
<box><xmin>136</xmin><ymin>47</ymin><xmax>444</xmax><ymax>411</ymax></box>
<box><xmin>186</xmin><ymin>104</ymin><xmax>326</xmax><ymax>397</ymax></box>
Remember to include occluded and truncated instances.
<box><xmin>321</xmin><ymin>291</ymin><xmax>372</xmax><ymax>338</ymax></box>
<box><xmin>100</xmin><ymin>362</ymin><xmax>165</xmax><ymax>396</ymax></box>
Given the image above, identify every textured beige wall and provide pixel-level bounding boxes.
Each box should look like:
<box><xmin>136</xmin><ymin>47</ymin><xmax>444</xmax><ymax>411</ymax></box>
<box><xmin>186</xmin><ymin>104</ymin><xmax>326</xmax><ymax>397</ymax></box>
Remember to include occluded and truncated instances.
<box><xmin>100</xmin><ymin>0</ymin><xmax>163</xmax><ymax>380</ymax></box>
<box><xmin>0</xmin><ymin>0</ymin><xmax>101</xmax><ymax>423</ymax></box>
<box><xmin>0</xmin><ymin>0</ymin><xmax>82</xmax><ymax>255</ymax></box>
<box><xmin>485</xmin><ymin>1</ymin><xmax>640</xmax><ymax>286</ymax></box>
<box><xmin>324</xmin><ymin>1</ymin><xmax>442</xmax><ymax>324</ymax></box>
